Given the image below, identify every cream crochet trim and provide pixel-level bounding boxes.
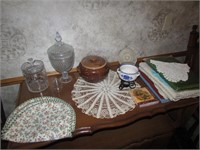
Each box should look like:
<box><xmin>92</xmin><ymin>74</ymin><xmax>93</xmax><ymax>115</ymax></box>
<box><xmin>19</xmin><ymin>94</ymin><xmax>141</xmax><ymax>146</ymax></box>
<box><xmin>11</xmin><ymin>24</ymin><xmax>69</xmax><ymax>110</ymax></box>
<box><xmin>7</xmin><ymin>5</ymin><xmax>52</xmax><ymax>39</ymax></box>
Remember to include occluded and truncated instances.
<box><xmin>150</xmin><ymin>60</ymin><xmax>190</xmax><ymax>82</ymax></box>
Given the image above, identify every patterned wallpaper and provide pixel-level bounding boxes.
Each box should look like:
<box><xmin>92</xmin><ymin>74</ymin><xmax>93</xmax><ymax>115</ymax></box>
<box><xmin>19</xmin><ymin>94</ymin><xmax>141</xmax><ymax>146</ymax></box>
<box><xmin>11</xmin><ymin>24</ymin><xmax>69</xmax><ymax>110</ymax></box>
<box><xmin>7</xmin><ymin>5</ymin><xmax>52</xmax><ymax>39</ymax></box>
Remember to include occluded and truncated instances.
<box><xmin>1</xmin><ymin>0</ymin><xmax>199</xmax><ymax>79</ymax></box>
<box><xmin>0</xmin><ymin>0</ymin><xmax>199</xmax><ymax>117</ymax></box>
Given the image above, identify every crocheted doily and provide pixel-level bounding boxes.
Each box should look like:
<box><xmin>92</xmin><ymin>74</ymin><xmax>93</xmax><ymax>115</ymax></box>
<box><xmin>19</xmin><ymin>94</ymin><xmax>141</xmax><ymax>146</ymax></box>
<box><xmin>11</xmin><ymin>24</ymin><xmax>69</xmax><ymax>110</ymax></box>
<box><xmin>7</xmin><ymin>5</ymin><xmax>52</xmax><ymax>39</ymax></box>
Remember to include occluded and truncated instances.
<box><xmin>119</xmin><ymin>48</ymin><xmax>137</xmax><ymax>64</ymax></box>
<box><xmin>150</xmin><ymin>60</ymin><xmax>190</xmax><ymax>82</ymax></box>
<box><xmin>72</xmin><ymin>70</ymin><xmax>137</xmax><ymax>119</ymax></box>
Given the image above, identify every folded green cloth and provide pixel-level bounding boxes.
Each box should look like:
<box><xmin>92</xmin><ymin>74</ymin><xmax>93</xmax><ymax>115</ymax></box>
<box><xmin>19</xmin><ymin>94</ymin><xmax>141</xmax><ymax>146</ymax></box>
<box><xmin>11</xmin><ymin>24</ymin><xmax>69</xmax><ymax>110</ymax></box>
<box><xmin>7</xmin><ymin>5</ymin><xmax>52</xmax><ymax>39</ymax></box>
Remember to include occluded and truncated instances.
<box><xmin>145</xmin><ymin>56</ymin><xmax>199</xmax><ymax>91</ymax></box>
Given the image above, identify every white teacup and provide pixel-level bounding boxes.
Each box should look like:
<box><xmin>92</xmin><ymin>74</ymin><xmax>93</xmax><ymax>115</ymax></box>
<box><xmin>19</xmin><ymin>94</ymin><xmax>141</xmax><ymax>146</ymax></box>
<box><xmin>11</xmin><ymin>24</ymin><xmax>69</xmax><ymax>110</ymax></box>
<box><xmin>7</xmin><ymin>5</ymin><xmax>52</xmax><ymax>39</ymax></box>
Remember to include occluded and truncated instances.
<box><xmin>117</xmin><ymin>63</ymin><xmax>140</xmax><ymax>82</ymax></box>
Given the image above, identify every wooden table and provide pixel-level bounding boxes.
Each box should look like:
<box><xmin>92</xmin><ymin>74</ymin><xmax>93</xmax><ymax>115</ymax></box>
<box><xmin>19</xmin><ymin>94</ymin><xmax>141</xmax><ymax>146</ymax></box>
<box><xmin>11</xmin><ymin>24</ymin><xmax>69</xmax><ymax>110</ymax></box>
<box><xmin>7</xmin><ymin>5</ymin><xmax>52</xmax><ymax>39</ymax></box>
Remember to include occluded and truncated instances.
<box><xmin>7</xmin><ymin>63</ymin><xmax>199</xmax><ymax>149</ymax></box>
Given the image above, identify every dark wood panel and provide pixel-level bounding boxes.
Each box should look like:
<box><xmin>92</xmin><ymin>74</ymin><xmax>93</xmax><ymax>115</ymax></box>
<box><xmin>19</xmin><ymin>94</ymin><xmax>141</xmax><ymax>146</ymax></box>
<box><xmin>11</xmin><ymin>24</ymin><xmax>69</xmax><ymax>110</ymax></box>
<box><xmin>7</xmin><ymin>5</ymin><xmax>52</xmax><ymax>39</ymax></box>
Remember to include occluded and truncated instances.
<box><xmin>40</xmin><ymin>114</ymin><xmax>175</xmax><ymax>149</ymax></box>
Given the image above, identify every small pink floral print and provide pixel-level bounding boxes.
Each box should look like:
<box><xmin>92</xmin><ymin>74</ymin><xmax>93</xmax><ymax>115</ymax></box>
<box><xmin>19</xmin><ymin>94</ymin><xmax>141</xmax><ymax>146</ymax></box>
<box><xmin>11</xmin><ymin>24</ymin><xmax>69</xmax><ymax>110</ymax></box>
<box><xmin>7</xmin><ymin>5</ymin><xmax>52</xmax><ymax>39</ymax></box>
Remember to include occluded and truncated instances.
<box><xmin>1</xmin><ymin>97</ymin><xmax>76</xmax><ymax>143</ymax></box>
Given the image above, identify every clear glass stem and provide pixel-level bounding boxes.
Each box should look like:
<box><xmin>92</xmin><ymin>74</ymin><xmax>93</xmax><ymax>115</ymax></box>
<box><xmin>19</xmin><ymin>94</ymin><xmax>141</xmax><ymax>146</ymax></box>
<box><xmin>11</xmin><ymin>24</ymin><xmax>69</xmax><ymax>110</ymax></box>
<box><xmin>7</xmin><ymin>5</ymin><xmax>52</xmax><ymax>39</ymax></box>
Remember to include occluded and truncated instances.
<box><xmin>62</xmin><ymin>71</ymin><xmax>68</xmax><ymax>80</ymax></box>
<box><xmin>60</xmin><ymin>71</ymin><xmax>72</xmax><ymax>83</ymax></box>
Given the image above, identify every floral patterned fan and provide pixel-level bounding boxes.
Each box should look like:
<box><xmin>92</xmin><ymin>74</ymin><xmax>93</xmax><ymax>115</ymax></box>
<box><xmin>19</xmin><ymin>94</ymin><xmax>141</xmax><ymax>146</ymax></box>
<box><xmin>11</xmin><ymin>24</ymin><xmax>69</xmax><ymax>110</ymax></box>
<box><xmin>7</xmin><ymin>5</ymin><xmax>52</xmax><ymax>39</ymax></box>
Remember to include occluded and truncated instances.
<box><xmin>1</xmin><ymin>96</ymin><xmax>76</xmax><ymax>143</ymax></box>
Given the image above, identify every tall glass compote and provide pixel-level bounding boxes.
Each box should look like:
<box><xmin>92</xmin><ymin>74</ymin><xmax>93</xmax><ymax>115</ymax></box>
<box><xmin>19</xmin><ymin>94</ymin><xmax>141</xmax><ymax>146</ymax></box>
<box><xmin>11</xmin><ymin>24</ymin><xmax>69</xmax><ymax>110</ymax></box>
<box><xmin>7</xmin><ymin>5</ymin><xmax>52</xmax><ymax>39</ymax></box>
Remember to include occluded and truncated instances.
<box><xmin>47</xmin><ymin>32</ymin><xmax>74</xmax><ymax>83</ymax></box>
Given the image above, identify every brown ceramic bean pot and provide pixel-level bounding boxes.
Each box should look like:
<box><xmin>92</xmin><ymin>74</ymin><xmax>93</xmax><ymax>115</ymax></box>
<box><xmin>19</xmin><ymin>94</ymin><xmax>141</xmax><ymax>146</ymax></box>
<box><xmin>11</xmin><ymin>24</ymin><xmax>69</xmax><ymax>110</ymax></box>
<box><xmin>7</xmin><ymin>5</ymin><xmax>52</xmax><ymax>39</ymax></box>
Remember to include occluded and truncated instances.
<box><xmin>77</xmin><ymin>55</ymin><xmax>109</xmax><ymax>83</ymax></box>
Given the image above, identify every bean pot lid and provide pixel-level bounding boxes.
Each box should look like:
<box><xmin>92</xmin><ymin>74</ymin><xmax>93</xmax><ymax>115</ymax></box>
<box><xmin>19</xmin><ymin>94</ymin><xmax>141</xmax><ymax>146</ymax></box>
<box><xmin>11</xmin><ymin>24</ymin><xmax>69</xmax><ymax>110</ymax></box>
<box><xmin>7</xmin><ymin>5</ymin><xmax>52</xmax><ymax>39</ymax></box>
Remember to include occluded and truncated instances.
<box><xmin>81</xmin><ymin>55</ymin><xmax>107</xmax><ymax>70</ymax></box>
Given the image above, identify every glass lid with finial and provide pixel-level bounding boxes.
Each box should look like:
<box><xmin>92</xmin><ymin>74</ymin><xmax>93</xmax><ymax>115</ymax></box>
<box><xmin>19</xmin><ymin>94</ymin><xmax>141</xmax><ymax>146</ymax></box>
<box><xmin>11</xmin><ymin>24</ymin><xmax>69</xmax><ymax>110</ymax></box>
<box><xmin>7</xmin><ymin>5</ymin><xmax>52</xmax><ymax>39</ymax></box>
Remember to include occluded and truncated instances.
<box><xmin>47</xmin><ymin>32</ymin><xmax>75</xmax><ymax>83</ymax></box>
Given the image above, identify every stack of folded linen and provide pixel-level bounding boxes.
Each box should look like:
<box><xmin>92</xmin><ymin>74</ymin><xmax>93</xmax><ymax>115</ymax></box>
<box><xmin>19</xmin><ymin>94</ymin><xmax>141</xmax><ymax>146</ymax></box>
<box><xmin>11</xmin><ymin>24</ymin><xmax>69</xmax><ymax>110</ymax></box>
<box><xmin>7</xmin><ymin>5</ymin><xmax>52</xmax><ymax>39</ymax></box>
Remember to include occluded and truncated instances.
<box><xmin>139</xmin><ymin>56</ymin><xmax>199</xmax><ymax>102</ymax></box>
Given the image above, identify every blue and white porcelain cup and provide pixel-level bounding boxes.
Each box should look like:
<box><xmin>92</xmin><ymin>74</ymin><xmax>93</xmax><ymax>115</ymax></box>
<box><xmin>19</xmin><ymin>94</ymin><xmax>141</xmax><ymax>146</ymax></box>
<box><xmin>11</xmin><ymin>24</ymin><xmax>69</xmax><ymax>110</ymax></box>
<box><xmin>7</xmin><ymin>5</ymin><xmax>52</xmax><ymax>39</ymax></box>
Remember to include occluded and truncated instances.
<box><xmin>117</xmin><ymin>63</ymin><xmax>140</xmax><ymax>82</ymax></box>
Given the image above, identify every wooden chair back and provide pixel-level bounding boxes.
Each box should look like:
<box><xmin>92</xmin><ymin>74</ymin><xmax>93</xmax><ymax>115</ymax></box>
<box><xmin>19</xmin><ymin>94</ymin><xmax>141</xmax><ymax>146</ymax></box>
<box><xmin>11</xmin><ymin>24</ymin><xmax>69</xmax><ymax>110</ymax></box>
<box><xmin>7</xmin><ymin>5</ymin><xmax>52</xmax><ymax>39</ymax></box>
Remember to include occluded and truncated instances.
<box><xmin>185</xmin><ymin>25</ymin><xmax>199</xmax><ymax>75</ymax></box>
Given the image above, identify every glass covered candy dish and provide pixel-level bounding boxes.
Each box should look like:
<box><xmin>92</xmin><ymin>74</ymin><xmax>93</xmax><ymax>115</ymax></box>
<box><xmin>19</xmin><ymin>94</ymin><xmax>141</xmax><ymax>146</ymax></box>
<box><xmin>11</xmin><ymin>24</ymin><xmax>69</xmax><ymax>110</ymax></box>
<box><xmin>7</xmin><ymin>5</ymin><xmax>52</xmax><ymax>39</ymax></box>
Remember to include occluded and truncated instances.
<box><xmin>47</xmin><ymin>32</ymin><xmax>75</xmax><ymax>83</ymax></box>
<box><xmin>21</xmin><ymin>58</ymin><xmax>48</xmax><ymax>93</ymax></box>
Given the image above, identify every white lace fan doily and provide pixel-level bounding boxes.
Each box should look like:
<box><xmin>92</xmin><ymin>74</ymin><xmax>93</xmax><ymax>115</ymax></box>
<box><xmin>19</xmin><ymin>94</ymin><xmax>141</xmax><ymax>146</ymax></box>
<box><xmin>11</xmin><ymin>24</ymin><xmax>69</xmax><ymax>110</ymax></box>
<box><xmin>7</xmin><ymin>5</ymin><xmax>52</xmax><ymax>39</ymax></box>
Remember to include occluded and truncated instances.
<box><xmin>150</xmin><ymin>60</ymin><xmax>190</xmax><ymax>82</ymax></box>
<box><xmin>72</xmin><ymin>70</ymin><xmax>136</xmax><ymax>119</ymax></box>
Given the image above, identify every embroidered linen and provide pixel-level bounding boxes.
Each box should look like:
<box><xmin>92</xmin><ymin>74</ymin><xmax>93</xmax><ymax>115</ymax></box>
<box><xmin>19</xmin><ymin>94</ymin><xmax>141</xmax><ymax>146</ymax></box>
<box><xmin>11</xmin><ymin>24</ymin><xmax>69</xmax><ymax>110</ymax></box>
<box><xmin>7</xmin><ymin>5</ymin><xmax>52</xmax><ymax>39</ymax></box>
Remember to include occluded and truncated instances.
<box><xmin>150</xmin><ymin>60</ymin><xmax>190</xmax><ymax>82</ymax></box>
<box><xmin>139</xmin><ymin>62</ymin><xmax>199</xmax><ymax>101</ymax></box>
